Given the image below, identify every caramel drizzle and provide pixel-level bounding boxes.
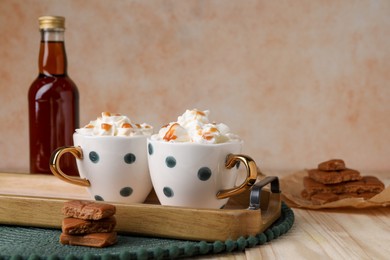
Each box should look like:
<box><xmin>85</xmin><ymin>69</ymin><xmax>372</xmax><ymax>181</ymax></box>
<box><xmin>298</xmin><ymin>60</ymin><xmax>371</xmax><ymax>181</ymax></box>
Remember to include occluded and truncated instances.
<box><xmin>101</xmin><ymin>123</ymin><xmax>112</xmax><ymax>131</ymax></box>
<box><xmin>195</xmin><ymin>110</ymin><xmax>206</xmax><ymax>116</ymax></box>
<box><xmin>102</xmin><ymin>112</ymin><xmax>121</xmax><ymax>117</ymax></box>
<box><xmin>202</xmin><ymin>127</ymin><xmax>218</xmax><ymax>140</ymax></box>
<box><xmin>121</xmin><ymin>123</ymin><xmax>133</xmax><ymax>128</ymax></box>
<box><xmin>163</xmin><ymin>123</ymin><xmax>179</xmax><ymax>141</ymax></box>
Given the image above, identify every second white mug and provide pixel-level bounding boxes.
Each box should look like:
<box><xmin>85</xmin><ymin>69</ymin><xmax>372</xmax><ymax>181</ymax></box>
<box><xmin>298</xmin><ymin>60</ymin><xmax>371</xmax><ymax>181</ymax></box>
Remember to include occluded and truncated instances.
<box><xmin>147</xmin><ymin>138</ymin><xmax>258</xmax><ymax>209</ymax></box>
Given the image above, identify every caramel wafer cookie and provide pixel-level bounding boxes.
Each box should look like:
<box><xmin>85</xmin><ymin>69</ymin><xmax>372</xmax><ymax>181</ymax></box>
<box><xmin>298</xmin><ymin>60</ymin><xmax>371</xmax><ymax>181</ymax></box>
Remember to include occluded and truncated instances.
<box><xmin>62</xmin><ymin>216</ymin><xmax>116</xmax><ymax>235</ymax></box>
<box><xmin>343</xmin><ymin>176</ymin><xmax>384</xmax><ymax>194</ymax></box>
<box><xmin>318</xmin><ymin>159</ymin><xmax>346</xmax><ymax>171</ymax></box>
<box><xmin>62</xmin><ymin>200</ymin><xmax>116</xmax><ymax>220</ymax></box>
<box><xmin>303</xmin><ymin>176</ymin><xmax>385</xmax><ymax>196</ymax></box>
<box><xmin>308</xmin><ymin>168</ymin><xmax>362</xmax><ymax>184</ymax></box>
<box><xmin>60</xmin><ymin>232</ymin><xmax>117</xmax><ymax>248</ymax></box>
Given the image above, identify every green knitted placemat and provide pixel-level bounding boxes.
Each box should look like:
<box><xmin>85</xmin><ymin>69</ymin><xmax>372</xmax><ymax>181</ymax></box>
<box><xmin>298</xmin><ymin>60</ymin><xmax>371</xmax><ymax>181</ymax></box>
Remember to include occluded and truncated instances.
<box><xmin>0</xmin><ymin>202</ymin><xmax>294</xmax><ymax>260</ymax></box>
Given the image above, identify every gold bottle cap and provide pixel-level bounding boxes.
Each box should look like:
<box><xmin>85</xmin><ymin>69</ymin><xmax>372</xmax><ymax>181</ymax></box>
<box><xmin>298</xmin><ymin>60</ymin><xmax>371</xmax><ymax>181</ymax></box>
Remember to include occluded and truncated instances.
<box><xmin>39</xmin><ymin>16</ymin><xmax>65</xmax><ymax>29</ymax></box>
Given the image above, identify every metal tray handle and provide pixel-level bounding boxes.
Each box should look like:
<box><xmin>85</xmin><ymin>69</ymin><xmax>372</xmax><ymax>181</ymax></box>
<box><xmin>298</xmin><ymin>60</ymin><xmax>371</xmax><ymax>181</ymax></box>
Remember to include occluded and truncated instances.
<box><xmin>248</xmin><ymin>176</ymin><xmax>281</xmax><ymax>229</ymax></box>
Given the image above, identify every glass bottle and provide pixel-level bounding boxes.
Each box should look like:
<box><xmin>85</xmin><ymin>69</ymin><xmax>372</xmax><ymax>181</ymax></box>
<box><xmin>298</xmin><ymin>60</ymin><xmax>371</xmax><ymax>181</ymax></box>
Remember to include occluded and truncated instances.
<box><xmin>28</xmin><ymin>16</ymin><xmax>79</xmax><ymax>175</ymax></box>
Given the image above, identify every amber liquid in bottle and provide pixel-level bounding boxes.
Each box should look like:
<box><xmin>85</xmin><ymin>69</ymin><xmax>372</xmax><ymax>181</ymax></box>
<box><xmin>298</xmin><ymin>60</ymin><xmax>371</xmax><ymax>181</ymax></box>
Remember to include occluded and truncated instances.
<box><xmin>28</xmin><ymin>24</ymin><xmax>79</xmax><ymax>175</ymax></box>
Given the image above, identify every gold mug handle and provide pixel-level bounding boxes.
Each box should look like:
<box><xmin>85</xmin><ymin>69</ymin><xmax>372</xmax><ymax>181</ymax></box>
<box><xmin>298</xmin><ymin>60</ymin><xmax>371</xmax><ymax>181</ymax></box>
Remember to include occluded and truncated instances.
<box><xmin>216</xmin><ymin>154</ymin><xmax>258</xmax><ymax>199</ymax></box>
<box><xmin>49</xmin><ymin>146</ymin><xmax>91</xmax><ymax>187</ymax></box>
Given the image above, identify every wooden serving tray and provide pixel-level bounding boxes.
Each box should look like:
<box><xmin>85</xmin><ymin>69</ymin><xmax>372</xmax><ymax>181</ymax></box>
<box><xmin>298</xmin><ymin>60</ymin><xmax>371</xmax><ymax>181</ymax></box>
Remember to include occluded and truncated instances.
<box><xmin>0</xmin><ymin>172</ymin><xmax>281</xmax><ymax>242</ymax></box>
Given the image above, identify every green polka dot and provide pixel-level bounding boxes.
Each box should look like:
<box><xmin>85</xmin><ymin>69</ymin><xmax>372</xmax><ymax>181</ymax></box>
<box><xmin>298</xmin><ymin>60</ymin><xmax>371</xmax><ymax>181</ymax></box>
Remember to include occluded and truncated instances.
<box><xmin>163</xmin><ymin>187</ymin><xmax>174</xmax><ymax>197</ymax></box>
<box><xmin>148</xmin><ymin>143</ymin><xmax>153</xmax><ymax>155</ymax></box>
<box><xmin>124</xmin><ymin>153</ymin><xmax>136</xmax><ymax>164</ymax></box>
<box><xmin>94</xmin><ymin>195</ymin><xmax>104</xmax><ymax>201</ymax></box>
<box><xmin>165</xmin><ymin>156</ymin><xmax>176</xmax><ymax>168</ymax></box>
<box><xmin>89</xmin><ymin>151</ymin><xmax>99</xmax><ymax>163</ymax></box>
<box><xmin>198</xmin><ymin>167</ymin><xmax>212</xmax><ymax>181</ymax></box>
<box><xmin>120</xmin><ymin>187</ymin><xmax>133</xmax><ymax>197</ymax></box>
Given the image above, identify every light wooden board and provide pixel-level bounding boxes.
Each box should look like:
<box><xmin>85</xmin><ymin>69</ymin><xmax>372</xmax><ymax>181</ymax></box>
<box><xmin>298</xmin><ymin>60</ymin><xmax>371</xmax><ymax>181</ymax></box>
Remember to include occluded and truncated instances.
<box><xmin>0</xmin><ymin>172</ymin><xmax>281</xmax><ymax>241</ymax></box>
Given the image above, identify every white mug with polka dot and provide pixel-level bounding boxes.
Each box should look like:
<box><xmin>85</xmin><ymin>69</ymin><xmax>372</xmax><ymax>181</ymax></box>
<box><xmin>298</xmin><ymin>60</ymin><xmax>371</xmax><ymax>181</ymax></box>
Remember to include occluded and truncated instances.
<box><xmin>50</xmin><ymin>133</ymin><xmax>153</xmax><ymax>204</ymax></box>
<box><xmin>147</xmin><ymin>139</ymin><xmax>259</xmax><ymax>209</ymax></box>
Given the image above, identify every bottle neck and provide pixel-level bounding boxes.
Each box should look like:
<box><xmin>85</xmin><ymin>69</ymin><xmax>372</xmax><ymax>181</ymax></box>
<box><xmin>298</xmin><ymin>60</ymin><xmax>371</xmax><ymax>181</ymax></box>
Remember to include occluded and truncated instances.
<box><xmin>38</xmin><ymin>29</ymin><xmax>68</xmax><ymax>76</ymax></box>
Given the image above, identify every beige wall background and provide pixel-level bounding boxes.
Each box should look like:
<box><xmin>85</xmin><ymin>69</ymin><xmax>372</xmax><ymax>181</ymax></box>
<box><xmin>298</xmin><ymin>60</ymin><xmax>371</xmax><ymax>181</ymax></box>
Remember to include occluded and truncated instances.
<box><xmin>1</xmin><ymin>0</ymin><xmax>389</xmax><ymax>173</ymax></box>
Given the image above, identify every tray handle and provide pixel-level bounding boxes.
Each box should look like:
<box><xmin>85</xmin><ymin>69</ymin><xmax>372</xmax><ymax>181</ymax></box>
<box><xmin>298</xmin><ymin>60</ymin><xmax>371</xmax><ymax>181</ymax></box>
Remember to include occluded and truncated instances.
<box><xmin>248</xmin><ymin>176</ymin><xmax>281</xmax><ymax>226</ymax></box>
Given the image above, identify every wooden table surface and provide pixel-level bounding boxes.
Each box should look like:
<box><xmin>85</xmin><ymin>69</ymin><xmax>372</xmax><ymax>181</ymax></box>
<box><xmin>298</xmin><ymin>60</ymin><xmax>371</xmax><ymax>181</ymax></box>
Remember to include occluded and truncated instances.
<box><xmin>0</xmin><ymin>171</ymin><xmax>389</xmax><ymax>259</ymax></box>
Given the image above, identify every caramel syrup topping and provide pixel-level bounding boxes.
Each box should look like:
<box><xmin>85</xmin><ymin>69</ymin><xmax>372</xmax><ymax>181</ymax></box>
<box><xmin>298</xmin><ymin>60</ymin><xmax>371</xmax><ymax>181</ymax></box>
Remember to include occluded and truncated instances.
<box><xmin>163</xmin><ymin>123</ymin><xmax>179</xmax><ymax>141</ymax></box>
<box><xmin>195</xmin><ymin>110</ymin><xmax>206</xmax><ymax>116</ymax></box>
<box><xmin>202</xmin><ymin>133</ymin><xmax>214</xmax><ymax>140</ymax></box>
<box><xmin>202</xmin><ymin>127</ymin><xmax>218</xmax><ymax>140</ymax></box>
<box><xmin>101</xmin><ymin>123</ymin><xmax>112</xmax><ymax>131</ymax></box>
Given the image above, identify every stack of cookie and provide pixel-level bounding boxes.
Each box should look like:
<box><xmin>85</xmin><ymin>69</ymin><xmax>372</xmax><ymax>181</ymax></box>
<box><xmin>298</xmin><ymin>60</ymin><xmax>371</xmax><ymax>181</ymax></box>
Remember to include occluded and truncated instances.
<box><xmin>302</xmin><ymin>159</ymin><xmax>385</xmax><ymax>205</ymax></box>
<box><xmin>60</xmin><ymin>200</ymin><xmax>118</xmax><ymax>248</ymax></box>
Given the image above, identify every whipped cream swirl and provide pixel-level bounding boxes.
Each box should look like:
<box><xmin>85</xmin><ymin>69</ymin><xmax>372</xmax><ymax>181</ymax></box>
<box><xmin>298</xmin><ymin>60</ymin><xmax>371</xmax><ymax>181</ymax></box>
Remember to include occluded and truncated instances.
<box><xmin>76</xmin><ymin>112</ymin><xmax>153</xmax><ymax>136</ymax></box>
<box><xmin>152</xmin><ymin>109</ymin><xmax>240</xmax><ymax>144</ymax></box>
